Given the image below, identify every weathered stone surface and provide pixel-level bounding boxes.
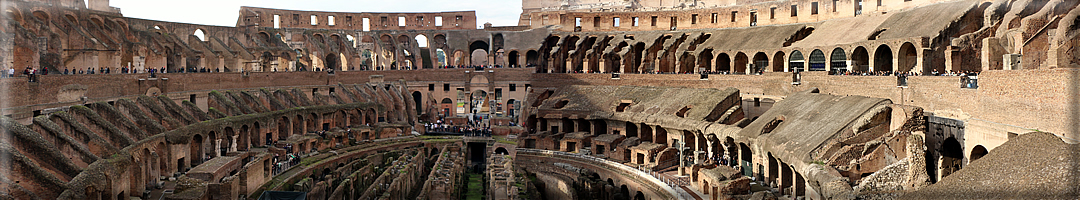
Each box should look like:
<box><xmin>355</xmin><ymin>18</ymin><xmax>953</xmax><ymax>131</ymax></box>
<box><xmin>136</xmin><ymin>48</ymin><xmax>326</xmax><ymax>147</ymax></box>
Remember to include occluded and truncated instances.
<box><xmin>720</xmin><ymin>177</ymin><xmax>752</xmax><ymax>195</ymax></box>
<box><xmin>749</xmin><ymin>191</ymin><xmax>780</xmax><ymax>200</ymax></box>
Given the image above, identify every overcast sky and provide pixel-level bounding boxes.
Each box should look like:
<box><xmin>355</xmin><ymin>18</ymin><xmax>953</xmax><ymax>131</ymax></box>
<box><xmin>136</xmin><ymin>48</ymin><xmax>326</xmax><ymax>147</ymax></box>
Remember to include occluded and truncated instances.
<box><xmin>109</xmin><ymin>0</ymin><xmax>523</xmax><ymax>28</ymax></box>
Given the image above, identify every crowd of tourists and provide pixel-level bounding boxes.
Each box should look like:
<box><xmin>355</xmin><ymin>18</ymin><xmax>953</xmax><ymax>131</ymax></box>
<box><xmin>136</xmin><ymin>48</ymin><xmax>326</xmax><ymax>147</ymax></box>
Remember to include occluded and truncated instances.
<box><xmin>424</xmin><ymin>118</ymin><xmax>492</xmax><ymax>137</ymax></box>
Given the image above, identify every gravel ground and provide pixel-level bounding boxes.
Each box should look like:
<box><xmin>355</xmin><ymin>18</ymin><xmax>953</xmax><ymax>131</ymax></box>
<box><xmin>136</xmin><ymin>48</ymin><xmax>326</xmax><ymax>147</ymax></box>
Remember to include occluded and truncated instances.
<box><xmin>900</xmin><ymin>132</ymin><xmax>1080</xmax><ymax>199</ymax></box>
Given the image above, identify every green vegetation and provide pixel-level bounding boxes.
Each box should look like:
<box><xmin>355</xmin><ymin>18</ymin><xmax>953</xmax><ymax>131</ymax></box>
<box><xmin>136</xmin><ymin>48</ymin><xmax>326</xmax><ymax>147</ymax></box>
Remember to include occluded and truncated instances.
<box><xmin>493</xmin><ymin>136</ymin><xmax>518</xmax><ymax>145</ymax></box>
<box><xmin>465</xmin><ymin>173</ymin><xmax>484</xmax><ymax>200</ymax></box>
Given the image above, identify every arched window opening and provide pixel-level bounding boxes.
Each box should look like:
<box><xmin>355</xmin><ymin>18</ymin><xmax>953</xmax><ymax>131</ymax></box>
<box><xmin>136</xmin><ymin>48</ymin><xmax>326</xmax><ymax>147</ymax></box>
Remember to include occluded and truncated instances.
<box><xmin>874</xmin><ymin>45</ymin><xmax>893</xmax><ymax>72</ymax></box>
<box><xmin>789</xmin><ymin>51</ymin><xmax>804</xmax><ymax>72</ymax></box>
<box><xmin>553</xmin><ymin>100</ymin><xmax>569</xmax><ymax>109</ymax></box>
<box><xmin>809</xmin><ymin>49</ymin><xmax>826</xmax><ymax>71</ymax></box>
<box><xmin>830</xmin><ymin>48</ymin><xmax>848</xmax><ymax>73</ymax></box>
<box><xmin>415</xmin><ymin>34</ymin><xmax>428</xmax><ymax>48</ymax></box>
<box><xmin>193</xmin><ymin>29</ymin><xmax>207</xmax><ymax>41</ymax></box>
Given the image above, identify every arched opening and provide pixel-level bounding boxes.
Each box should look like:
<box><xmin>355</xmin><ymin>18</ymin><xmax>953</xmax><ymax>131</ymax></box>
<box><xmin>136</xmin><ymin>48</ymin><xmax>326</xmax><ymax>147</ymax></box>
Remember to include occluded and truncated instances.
<box><xmin>830</xmin><ymin>48</ymin><xmax>848</xmax><ymax>73</ymax></box>
<box><xmin>768</xmin><ymin>153</ymin><xmax>778</xmax><ymax>186</ymax></box>
<box><xmin>778</xmin><ymin>161</ymin><xmax>792</xmax><ymax>195</ymax></box>
<box><xmin>506</xmin><ymin>99</ymin><xmax>518</xmax><ymax>117</ymax></box>
<box><xmin>851</xmin><ymin>46</ymin><xmax>870</xmax><ymax>72</ymax></box>
<box><xmin>258</xmin><ymin>32</ymin><xmax>272</xmax><ymax>45</ymax></box>
<box><xmin>278</xmin><ymin>116</ymin><xmax>290</xmax><ymax>140</ymax></box>
<box><xmin>898</xmin><ymin>42</ymin><xmax>918</xmax><ymax>73</ymax></box>
<box><xmin>412</xmin><ymin>91</ymin><xmax>423</xmax><ymax>115</ymax></box>
<box><xmin>191</xmin><ymin>134</ymin><xmax>204</xmax><ymax>166</ymax></box>
<box><xmin>307</xmin><ymin>113</ymin><xmax>318</xmax><ymax>132</ymax></box>
<box><xmin>224</xmin><ymin>127</ymin><xmax>237</xmax><ymax>153</ymax></box>
<box><xmin>492</xmin><ymin>34</ymin><xmax>505</xmax><ymax>51</ymax></box>
<box><xmin>940</xmin><ymin>137</ymin><xmax>964</xmax><ymax>179</ymax></box>
<box><xmin>361</xmin><ymin>49</ymin><xmax>373</xmax><ymax>70</ymax></box>
<box><xmin>874</xmin><ymin>44</ymin><xmax>893</xmax><ymax>72</ymax></box>
<box><xmin>794</xmin><ymin>169</ymin><xmax>806</xmax><ymax>196</ymax></box>
<box><xmin>242</xmin><ymin>125</ymin><xmax>253</xmax><ymax>150</ymax></box>
<box><xmin>508</xmin><ymin>50</ymin><xmax>520</xmax><ymax>67</ymax></box>
<box><xmin>207</xmin><ymin>131</ymin><xmax>218</xmax><ymax>158</ymax></box>
<box><xmin>325</xmin><ymin>53</ymin><xmax>340</xmax><ymax>71</ymax></box>
<box><xmin>716</xmin><ymin>53</ymin><xmax>731</xmax><ymax>72</ymax></box>
<box><xmin>135</xmin><ymin>148</ymin><xmax>151</xmax><ymax>195</ymax></box>
<box><xmin>366</xmin><ymin>108</ymin><xmax>377</xmax><ymax>125</ymax></box>
<box><xmin>435</xmin><ymin>49</ymin><xmax>447</xmax><ymax>67</ymax></box>
<box><xmin>624</xmin><ymin>122</ymin><xmax>638</xmax><ymax>138</ymax></box>
<box><xmin>733</xmin><ymin>53</ymin><xmax>749</xmax><ymax>74</ymax></box>
<box><xmin>416</xmin><ymin>34</ymin><xmax>433</xmax><ymax>69</ymax></box>
<box><xmin>698</xmin><ymin>50</ymin><xmax>714</xmax><ymax>72</ymax></box>
<box><xmin>440</xmin><ymin>98</ymin><xmax>454</xmax><ymax>117</ymax></box>
<box><xmin>525</xmin><ymin>115</ymin><xmax>538</xmax><ymax>133</ymax></box>
<box><xmin>789</xmin><ymin>51</ymin><xmax>805</xmax><ymax>72</ymax></box>
<box><xmin>315</xmin><ymin>34</ymin><xmax>327</xmax><ymax>45</ymax></box>
<box><xmin>471</xmin><ymin>90</ymin><xmax>489</xmax><ymax>115</ymax></box>
<box><xmin>740</xmin><ymin>143</ymin><xmax>753</xmax><ymax>176</ymax></box>
<box><xmin>696</xmin><ymin>133</ymin><xmax>707</xmax><ymax>157</ymax></box>
<box><xmin>65</xmin><ymin>14</ymin><xmax>77</xmax><ymax>24</ymax></box>
<box><xmin>294</xmin><ymin>115</ymin><xmax>306</xmax><ymax>138</ymax></box>
<box><xmin>526</xmin><ymin>50</ymin><xmax>539</xmax><ymax>66</ymax></box>
<box><xmin>639</xmin><ymin>124</ymin><xmax>653</xmax><ymax>144</ymax></box>
<box><xmin>620</xmin><ymin>185</ymin><xmax>630</xmax><ymax>199</ymax></box>
<box><xmin>771</xmin><ymin>51</ymin><xmax>786</xmax><ymax>72</ymax></box>
<box><xmin>193</xmin><ymin>29</ymin><xmax>207</xmax><ymax>41</ymax></box>
<box><xmin>634</xmin><ymin>191</ymin><xmax>645</xmax><ymax>200</ymax></box>
<box><xmin>335</xmin><ymin>110</ymin><xmax>348</xmax><ymax>129</ymax></box>
<box><xmin>452</xmin><ymin>50</ymin><xmax>466</xmax><ymax>66</ymax></box>
<box><xmin>678</xmin><ymin>53</ymin><xmax>696</xmax><ymax>73</ymax></box>
<box><xmin>415</xmin><ymin>34</ymin><xmax>428</xmax><ymax>48</ymax></box>
<box><xmin>471</xmin><ymin>49</ymin><xmax>488</xmax><ymax>66</ymax></box>
<box><xmin>651</xmin><ymin>128</ymin><xmax>666</xmax><ymax>144</ymax></box>
<box><xmin>809</xmin><ymin>49</ymin><xmax>826</xmax><ymax>71</ymax></box>
<box><xmin>752</xmin><ymin>52</ymin><xmax>769</xmax><ymax>73</ymax></box>
<box><xmin>970</xmin><ymin>145</ymin><xmax>988</xmax><ymax>162</ymax></box>
<box><xmin>627</xmin><ymin>42</ymin><xmax>645</xmax><ymax>73</ymax></box>
<box><xmin>591</xmin><ymin>119</ymin><xmax>607</xmax><ymax>135</ymax></box>
<box><xmin>32</xmin><ymin>10</ymin><xmax>49</xmax><ymax>22</ymax></box>
<box><xmin>470</xmin><ymin>40</ymin><xmax>490</xmax><ymax>66</ymax></box>
<box><xmin>260</xmin><ymin>52</ymin><xmax>275</xmax><ymax>72</ymax></box>
<box><xmin>494</xmin><ymin>147</ymin><xmax>509</xmax><ymax>155</ymax></box>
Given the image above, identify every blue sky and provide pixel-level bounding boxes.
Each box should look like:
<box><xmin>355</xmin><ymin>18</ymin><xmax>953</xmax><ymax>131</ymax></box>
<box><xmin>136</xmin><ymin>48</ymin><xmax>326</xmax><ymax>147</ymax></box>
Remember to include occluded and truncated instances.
<box><xmin>109</xmin><ymin>0</ymin><xmax>523</xmax><ymax>28</ymax></box>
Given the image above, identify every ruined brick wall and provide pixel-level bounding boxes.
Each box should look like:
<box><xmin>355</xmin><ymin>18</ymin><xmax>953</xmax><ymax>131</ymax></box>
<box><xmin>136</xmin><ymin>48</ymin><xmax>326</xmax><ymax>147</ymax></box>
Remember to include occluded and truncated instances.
<box><xmin>0</xmin><ymin>68</ymin><xmax>533</xmax><ymax>118</ymax></box>
<box><xmin>526</xmin><ymin>70</ymin><xmax>1077</xmax><ymax>142</ymax></box>
<box><xmin>521</xmin><ymin>0</ymin><xmax>960</xmax><ymax>32</ymax></box>
<box><xmin>239</xmin><ymin>7</ymin><xmax>477</xmax><ymax>31</ymax></box>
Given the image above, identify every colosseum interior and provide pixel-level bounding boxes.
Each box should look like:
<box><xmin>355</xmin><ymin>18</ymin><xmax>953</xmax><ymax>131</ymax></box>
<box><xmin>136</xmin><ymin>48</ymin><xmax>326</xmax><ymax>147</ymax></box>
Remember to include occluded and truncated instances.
<box><xmin>0</xmin><ymin>0</ymin><xmax>1077</xmax><ymax>199</ymax></box>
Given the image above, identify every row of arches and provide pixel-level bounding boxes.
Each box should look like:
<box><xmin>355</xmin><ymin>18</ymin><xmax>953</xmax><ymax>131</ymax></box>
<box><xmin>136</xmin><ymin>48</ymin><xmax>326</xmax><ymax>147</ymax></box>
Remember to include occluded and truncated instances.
<box><xmin>537</xmin><ymin>34</ymin><xmax>932</xmax><ymax>74</ymax></box>
<box><xmin>581</xmin><ymin>172</ymin><xmax>648</xmax><ymax>200</ymax></box>
<box><xmin>184</xmin><ymin>108</ymin><xmax>378</xmax><ymax>168</ymax></box>
<box><xmin>765</xmin><ymin>152</ymin><xmax>806</xmax><ymax>197</ymax></box>
<box><xmin>526</xmin><ymin>117</ymin><xmax>747</xmax><ymax>173</ymax></box>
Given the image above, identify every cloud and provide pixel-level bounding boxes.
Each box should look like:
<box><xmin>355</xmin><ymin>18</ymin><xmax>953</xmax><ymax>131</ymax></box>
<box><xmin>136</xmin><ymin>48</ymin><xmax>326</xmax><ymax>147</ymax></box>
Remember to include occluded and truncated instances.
<box><xmin>110</xmin><ymin>0</ymin><xmax>521</xmax><ymax>27</ymax></box>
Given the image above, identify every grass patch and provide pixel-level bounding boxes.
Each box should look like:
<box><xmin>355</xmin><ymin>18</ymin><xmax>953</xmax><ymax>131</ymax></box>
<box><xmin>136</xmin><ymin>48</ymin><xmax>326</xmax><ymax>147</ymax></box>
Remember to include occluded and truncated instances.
<box><xmin>493</xmin><ymin>136</ymin><xmax>518</xmax><ymax>145</ymax></box>
<box><xmin>465</xmin><ymin>173</ymin><xmax>484</xmax><ymax>200</ymax></box>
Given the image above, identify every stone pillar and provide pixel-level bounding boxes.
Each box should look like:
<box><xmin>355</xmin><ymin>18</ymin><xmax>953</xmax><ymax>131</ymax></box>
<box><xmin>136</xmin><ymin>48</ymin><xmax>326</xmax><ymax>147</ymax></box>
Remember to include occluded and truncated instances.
<box><xmin>230</xmin><ymin>135</ymin><xmax>239</xmax><ymax>152</ymax></box>
<box><xmin>213</xmin><ymin>139</ymin><xmax>221</xmax><ymax>157</ymax></box>
<box><xmin>868</xmin><ymin>50</ymin><xmax>876</xmax><ymax>72</ymax></box>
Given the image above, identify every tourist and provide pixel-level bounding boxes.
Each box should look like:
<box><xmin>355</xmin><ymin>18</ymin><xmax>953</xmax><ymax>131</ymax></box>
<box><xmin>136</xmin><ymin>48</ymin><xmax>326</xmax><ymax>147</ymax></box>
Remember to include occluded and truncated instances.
<box><xmin>26</xmin><ymin>67</ymin><xmax>36</xmax><ymax>82</ymax></box>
